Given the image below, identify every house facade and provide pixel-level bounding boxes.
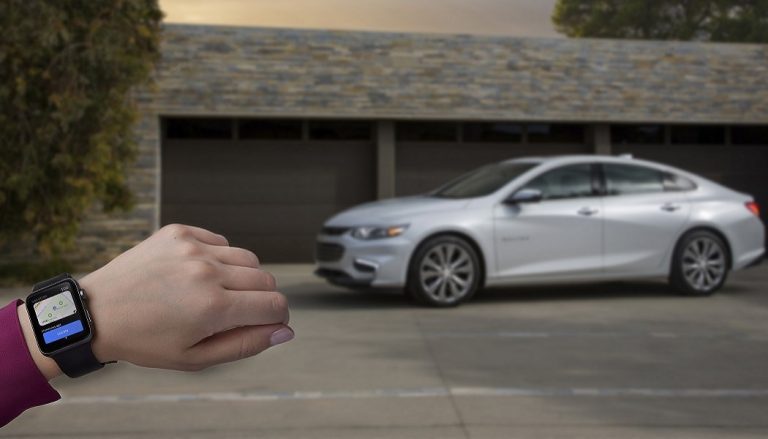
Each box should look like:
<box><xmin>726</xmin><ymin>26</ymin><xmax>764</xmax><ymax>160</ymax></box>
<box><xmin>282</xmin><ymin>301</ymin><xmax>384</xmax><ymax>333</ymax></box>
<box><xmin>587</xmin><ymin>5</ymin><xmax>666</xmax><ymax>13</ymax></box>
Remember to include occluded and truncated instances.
<box><xmin>48</xmin><ymin>24</ymin><xmax>768</xmax><ymax>266</ymax></box>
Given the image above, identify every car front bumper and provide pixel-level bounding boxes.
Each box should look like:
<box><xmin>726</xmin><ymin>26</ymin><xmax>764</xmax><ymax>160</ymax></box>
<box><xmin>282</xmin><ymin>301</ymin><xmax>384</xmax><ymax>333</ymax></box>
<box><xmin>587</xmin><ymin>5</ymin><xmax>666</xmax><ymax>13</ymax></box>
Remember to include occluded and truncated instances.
<box><xmin>314</xmin><ymin>234</ymin><xmax>413</xmax><ymax>288</ymax></box>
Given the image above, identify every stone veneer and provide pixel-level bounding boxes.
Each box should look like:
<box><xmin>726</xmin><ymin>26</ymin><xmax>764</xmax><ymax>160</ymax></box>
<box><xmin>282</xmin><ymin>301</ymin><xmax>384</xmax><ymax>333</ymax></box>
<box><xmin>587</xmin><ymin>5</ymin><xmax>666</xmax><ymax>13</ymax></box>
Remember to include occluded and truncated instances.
<box><xmin>7</xmin><ymin>24</ymin><xmax>768</xmax><ymax>269</ymax></box>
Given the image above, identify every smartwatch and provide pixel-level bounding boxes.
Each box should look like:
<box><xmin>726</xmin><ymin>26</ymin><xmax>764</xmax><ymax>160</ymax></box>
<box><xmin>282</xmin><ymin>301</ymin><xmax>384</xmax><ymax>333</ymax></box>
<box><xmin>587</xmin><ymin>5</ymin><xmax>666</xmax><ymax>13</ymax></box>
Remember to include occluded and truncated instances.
<box><xmin>25</xmin><ymin>273</ymin><xmax>107</xmax><ymax>378</ymax></box>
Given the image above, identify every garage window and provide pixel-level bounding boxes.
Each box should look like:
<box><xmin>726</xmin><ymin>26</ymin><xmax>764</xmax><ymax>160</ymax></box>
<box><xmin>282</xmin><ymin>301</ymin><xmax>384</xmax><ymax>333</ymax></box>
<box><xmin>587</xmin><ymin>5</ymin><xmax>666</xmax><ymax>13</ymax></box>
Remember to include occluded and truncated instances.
<box><xmin>309</xmin><ymin>120</ymin><xmax>372</xmax><ymax>140</ymax></box>
<box><xmin>165</xmin><ymin>118</ymin><xmax>233</xmax><ymax>140</ymax></box>
<box><xmin>732</xmin><ymin>126</ymin><xmax>768</xmax><ymax>145</ymax></box>
<box><xmin>239</xmin><ymin>119</ymin><xmax>302</xmax><ymax>140</ymax></box>
<box><xmin>611</xmin><ymin>124</ymin><xmax>664</xmax><ymax>144</ymax></box>
<box><xmin>670</xmin><ymin>125</ymin><xmax>725</xmax><ymax>145</ymax></box>
<box><xmin>397</xmin><ymin>122</ymin><xmax>458</xmax><ymax>142</ymax></box>
<box><xmin>463</xmin><ymin>122</ymin><xmax>523</xmax><ymax>142</ymax></box>
<box><xmin>527</xmin><ymin>124</ymin><xmax>585</xmax><ymax>144</ymax></box>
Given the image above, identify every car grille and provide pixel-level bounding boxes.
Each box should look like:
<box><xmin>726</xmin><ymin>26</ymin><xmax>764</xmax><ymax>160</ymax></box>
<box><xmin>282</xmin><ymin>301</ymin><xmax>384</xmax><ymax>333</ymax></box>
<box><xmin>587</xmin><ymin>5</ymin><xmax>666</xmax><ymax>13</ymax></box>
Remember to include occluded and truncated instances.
<box><xmin>321</xmin><ymin>226</ymin><xmax>350</xmax><ymax>236</ymax></box>
<box><xmin>316</xmin><ymin>242</ymin><xmax>345</xmax><ymax>262</ymax></box>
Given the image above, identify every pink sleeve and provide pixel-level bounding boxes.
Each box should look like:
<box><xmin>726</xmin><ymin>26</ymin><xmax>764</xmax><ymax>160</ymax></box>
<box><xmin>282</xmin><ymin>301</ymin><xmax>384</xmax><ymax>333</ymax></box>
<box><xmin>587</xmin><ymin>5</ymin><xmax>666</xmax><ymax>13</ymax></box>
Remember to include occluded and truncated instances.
<box><xmin>0</xmin><ymin>300</ymin><xmax>60</xmax><ymax>427</ymax></box>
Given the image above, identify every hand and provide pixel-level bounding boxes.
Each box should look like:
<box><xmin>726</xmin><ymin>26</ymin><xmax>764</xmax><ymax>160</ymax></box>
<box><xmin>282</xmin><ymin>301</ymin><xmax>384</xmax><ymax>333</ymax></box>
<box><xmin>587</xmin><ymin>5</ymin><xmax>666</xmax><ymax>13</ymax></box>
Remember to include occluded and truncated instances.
<box><xmin>21</xmin><ymin>224</ymin><xmax>293</xmax><ymax>379</ymax></box>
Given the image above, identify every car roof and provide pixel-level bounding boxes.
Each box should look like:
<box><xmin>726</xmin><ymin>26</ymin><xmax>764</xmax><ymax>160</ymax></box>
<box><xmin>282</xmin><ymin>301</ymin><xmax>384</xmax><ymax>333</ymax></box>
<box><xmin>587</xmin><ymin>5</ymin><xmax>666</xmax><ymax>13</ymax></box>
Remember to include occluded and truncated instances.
<box><xmin>502</xmin><ymin>154</ymin><xmax>671</xmax><ymax>169</ymax></box>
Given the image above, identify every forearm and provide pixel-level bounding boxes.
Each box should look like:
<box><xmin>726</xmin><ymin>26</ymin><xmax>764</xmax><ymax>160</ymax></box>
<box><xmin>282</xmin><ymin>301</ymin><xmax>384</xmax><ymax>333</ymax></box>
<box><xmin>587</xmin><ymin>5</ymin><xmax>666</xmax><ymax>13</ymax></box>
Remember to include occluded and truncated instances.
<box><xmin>0</xmin><ymin>300</ymin><xmax>60</xmax><ymax>427</ymax></box>
<box><xmin>17</xmin><ymin>304</ymin><xmax>62</xmax><ymax>381</ymax></box>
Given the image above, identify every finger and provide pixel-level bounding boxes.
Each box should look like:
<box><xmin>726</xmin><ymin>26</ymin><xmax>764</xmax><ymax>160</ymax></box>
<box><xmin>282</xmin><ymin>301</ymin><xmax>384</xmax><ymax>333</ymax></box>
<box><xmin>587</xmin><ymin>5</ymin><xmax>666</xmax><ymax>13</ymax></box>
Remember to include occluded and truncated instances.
<box><xmin>216</xmin><ymin>290</ymin><xmax>289</xmax><ymax>331</ymax></box>
<box><xmin>209</xmin><ymin>245</ymin><xmax>260</xmax><ymax>268</ymax></box>
<box><xmin>220</xmin><ymin>265</ymin><xmax>276</xmax><ymax>291</ymax></box>
<box><xmin>175</xmin><ymin>224</ymin><xmax>229</xmax><ymax>246</ymax></box>
<box><xmin>189</xmin><ymin>324</ymin><xmax>294</xmax><ymax>368</ymax></box>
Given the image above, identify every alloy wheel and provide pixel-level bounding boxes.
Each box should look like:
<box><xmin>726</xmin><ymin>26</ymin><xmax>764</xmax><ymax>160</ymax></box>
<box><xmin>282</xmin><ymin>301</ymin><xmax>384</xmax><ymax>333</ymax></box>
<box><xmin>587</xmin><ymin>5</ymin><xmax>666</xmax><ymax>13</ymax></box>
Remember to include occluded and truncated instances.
<box><xmin>419</xmin><ymin>243</ymin><xmax>475</xmax><ymax>304</ymax></box>
<box><xmin>681</xmin><ymin>237</ymin><xmax>726</xmax><ymax>292</ymax></box>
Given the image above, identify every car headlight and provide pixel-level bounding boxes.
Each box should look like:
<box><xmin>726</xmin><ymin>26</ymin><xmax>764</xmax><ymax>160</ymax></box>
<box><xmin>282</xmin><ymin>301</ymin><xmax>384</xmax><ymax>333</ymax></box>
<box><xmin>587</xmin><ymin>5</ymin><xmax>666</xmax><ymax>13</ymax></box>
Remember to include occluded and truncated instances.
<box><xmin>350</xmin><ymin>224</ymin><xmax>409</xmax><ymax>240</ymax></box>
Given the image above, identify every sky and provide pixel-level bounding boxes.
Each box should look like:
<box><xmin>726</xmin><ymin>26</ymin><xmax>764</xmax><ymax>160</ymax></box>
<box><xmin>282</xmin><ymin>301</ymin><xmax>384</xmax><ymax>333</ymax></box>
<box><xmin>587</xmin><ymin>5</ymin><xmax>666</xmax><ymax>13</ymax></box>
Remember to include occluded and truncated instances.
<box><xmin>160</xmin><ymin>0</ymin><xmax>562</xmax><ymax>38</ymax></box>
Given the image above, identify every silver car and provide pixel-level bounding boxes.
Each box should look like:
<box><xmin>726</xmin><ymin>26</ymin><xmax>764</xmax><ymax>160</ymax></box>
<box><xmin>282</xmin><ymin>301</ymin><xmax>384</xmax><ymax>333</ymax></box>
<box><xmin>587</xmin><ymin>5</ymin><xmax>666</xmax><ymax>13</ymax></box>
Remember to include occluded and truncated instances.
<box><xmin>315</xmin><ymin>155</ymin><xmax>765</xmax><ymax>306</ymax></box>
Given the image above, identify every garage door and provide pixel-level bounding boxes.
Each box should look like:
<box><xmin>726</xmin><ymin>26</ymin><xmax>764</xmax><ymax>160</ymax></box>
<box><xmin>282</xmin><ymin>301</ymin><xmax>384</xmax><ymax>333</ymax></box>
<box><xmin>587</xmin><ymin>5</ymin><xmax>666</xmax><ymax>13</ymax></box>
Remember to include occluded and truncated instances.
<box><xmin>162</xmin><ymin>118</ymin><xmax>375</xmax><ymax>262</ymax></box>
<box><xmin>612</xmin><ymin>124</ymin><xmax>768</xmax><ymax>229</ymax></box>
<box><xmin>396</xmin><ymin>122</ymin><xmax>591</xmax><ymax>195</ymax></box>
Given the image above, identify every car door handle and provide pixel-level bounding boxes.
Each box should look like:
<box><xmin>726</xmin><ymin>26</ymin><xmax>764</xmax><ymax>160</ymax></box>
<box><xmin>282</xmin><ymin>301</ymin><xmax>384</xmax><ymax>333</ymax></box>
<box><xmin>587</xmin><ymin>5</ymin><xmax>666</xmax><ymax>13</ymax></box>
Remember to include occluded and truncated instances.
<box><xmin>577</xmin><ymin>207</ymin><xmax>599</xmax><ymax>216</ymax></box>
<box><xmin>661</xmin><ymin>203</ymin><xmax>682</xmax><ymax>212</ymax></box>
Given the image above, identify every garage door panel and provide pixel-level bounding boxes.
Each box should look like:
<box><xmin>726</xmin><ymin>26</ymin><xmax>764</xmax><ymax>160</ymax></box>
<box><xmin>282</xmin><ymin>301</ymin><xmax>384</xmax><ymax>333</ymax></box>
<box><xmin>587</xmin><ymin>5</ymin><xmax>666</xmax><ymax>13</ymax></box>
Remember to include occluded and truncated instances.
<box><xmin>162</xmin><ymin>139</ymin><xmax>374</xmax><ymax>262</ymax></box>
<box><xmin>163</xmin><ymin>141</ymin><xmax>372</xmax><ymax>205</ymax></box>
<box><xmin>222</xmin><ymin>234</ymin><xmax>318</xmax><ymax>263</ymax></box>
<box><xmin>163</xmin><ymin>173</ymin><xmax>343</xmax><ymax>204</ymax></box>
<box><xmin>162</xmin><ymin>204</ymin><xmax>342</xmax><ymax>233</ymax></box>
<box><xmin>730</xmin><ymin>146</ymin><xmax>768</xmax><ymax>173</ymax></box>
<box><xmin>396</xmin><ymin>142</ymin><xmax>590</xmax><ymax>196</ymax></box>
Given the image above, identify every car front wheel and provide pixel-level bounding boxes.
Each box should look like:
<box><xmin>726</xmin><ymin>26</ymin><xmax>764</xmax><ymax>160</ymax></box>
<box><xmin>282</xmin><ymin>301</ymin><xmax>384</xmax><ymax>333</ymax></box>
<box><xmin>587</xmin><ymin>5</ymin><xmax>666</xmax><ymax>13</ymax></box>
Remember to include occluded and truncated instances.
<box><xmin>670</xmin><ymin>230</ymin><xmax>729</xmax><ymax>296</ymax></box>
<box><xmin>407</xmin><ymin>236</ymin><xmax>481</xmax><ymax>307</ymax></box>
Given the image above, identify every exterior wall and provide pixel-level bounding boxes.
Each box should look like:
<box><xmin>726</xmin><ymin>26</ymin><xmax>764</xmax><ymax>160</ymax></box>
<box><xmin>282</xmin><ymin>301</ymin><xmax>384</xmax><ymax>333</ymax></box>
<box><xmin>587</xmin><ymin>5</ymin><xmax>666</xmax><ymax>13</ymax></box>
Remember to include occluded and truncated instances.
<box><xmin>68</xmin><ymin>113</ymin><xmax>161</xmax><ymax>270</ymax></box>
<box><xmin>150</xmin><ymin>24</ymin><xmax>768</xmax><ymax>124</ymax></box>
<box><xmin>6</xmin><ymin>24</ymin><xmax>767</xmax><ymax>269</ymax></box>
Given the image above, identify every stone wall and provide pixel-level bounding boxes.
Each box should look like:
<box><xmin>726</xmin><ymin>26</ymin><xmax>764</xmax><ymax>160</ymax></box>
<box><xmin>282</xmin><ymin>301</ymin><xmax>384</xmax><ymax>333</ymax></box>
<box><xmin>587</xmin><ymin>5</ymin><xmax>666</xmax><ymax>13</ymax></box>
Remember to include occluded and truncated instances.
<box><xmin>150</xmin><ymin>24</ymin><xmax>768</xmax><ymax>123</ymax></box>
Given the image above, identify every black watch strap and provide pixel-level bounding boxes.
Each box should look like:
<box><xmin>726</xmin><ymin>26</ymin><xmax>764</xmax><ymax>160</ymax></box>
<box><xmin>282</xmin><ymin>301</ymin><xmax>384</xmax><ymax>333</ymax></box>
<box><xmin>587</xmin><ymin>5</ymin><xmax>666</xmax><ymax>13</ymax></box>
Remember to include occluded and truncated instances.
<box><xmin>52</xmin><ymin>342</ymin><xmax>105</xmax><ymax>378</ymax></box>
<box><xmin>33</xmin><ymin>273</ymin><xmax>108</xmax><ymax>378</ymax></box>
<box><xmin>33</xmin><ymin>273</ymin><xmax>71</xmax><ymax>292</ymax></box>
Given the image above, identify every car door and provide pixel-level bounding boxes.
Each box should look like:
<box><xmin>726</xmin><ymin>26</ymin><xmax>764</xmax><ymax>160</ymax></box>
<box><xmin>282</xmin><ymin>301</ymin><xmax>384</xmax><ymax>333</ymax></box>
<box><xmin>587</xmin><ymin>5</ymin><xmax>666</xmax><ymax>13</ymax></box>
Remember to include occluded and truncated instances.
<box><xmin>600</xmin><ymin>163</ymin><xmax>692</xmax><ymax>276</ymax></box>
<box><xmin>493</xmin><ymin>163</ymin><xmax>604</xmax><ymax>281</ymax></box>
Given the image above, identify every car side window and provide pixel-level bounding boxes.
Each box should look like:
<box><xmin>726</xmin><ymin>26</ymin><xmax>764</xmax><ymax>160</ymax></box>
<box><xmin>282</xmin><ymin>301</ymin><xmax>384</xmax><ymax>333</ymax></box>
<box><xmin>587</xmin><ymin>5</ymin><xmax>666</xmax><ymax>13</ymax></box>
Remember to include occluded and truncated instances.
<box><xmin>663</xmin><ymin>172</ymin><xmax>697</xmax><ymax>192</ymax></box>
<box><xmin>523</xmin><ymin>164</ymin><xmax>594</xmax><ymax>200</ymax></box>
<box><xmin>604</xmin><ymin>164</ymin><xmax>665</xmax><ymax>195</ymax></box>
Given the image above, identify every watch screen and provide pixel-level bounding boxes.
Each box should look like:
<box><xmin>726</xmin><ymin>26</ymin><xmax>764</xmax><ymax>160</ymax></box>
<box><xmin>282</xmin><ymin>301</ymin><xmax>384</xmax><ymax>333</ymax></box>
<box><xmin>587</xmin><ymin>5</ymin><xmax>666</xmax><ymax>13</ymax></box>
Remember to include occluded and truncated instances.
<box><xmin>26</xmin><ymin>280</ymin><xmax>91</xmax><ymax>353</ymax></box>
<box><xmin>33</xmin><ymin>291</ymin><xmax>84</xmax><ymax>343</ymax></box>
<box><xmin>34</xmin><ymin>291</ymin><xmax>77</xmax><ymax>326</ymax></box>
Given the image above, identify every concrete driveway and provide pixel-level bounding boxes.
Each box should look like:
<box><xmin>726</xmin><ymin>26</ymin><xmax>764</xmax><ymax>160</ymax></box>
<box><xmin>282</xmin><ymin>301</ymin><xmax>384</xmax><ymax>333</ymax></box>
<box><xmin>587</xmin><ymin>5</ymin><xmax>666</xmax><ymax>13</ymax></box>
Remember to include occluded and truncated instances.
<box><xmin>2</xmin><ymin>264</ymin><xmax>767</xmax><ymax>438</ymax></box>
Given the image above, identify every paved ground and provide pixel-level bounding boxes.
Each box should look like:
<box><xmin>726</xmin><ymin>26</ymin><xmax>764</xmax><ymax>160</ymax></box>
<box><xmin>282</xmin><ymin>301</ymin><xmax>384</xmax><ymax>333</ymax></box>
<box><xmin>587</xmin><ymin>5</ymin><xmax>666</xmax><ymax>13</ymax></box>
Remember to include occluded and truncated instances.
<box><xmin>2</xmin><ymin>263</ymin><xmax>767</xmax><ymax>438</ymax></box>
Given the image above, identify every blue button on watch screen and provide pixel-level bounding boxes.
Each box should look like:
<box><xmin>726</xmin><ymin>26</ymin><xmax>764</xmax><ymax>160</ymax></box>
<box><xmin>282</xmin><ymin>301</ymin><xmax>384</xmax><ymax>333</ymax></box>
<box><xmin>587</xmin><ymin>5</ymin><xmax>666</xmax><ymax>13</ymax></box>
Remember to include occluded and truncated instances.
<box><xmin>42</xmin><ymin>320</ymin><xmax>85</xmax><ymax>344</ymax></box>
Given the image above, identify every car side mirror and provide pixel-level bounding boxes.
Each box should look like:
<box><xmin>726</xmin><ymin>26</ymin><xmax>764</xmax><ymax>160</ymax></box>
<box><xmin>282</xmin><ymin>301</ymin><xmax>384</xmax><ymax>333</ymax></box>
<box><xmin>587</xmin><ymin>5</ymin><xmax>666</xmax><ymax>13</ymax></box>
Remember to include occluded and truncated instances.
<box><xmin>506</xmin><ymin>188</ymin><xmax>543</xmax><ymax>204</ymax></box>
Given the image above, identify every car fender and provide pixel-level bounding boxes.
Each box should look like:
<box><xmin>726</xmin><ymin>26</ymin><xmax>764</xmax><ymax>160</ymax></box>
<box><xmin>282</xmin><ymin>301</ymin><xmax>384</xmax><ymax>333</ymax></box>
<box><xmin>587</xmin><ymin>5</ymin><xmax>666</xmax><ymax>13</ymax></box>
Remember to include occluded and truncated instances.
<box><xmin>408</xmin><ymin>220</ymin><xmax>494</xmax><ymax>283</ymax></box>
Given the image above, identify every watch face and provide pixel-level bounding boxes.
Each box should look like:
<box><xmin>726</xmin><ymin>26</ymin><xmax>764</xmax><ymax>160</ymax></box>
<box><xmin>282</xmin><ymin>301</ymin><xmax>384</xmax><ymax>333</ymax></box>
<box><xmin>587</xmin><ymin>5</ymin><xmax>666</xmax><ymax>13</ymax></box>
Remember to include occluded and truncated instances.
<box><xmin>26</xmin><ymin>279</ymin><xmax>92</xmax><ymax>355</ymax></box>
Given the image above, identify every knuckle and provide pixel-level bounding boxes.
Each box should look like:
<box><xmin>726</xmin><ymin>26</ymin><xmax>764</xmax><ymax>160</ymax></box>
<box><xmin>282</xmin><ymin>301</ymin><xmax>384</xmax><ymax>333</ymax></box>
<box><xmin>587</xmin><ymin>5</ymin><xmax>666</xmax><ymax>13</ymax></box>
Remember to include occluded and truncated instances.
<box><xmin>247</xmin><ymin>250</ymin><xmax>260</xmax><ymax>267</ymax></box>
<box><xmin>269</xmin><ymin>292</ymin><xmax>289</xmax><ymax>314</ymax></box>
<box><xmin>238</xmin><ymin>333</ymin><xmax>264</xmax><ymax>360</ymax></box>
<box><xmin>204</xmin><ymin>292</ymin><xmax>228</xmax><ymax>315</ymax></box>
<box><xmin>262</xmin><ymin>271</ymin><xmax>277</xmax><ymax>291</ymax></box>
<box><xmin>187</xmin><ymin>259</ymin><xmax>218</xmax><ymax>280</ymax></box>
<box><xmin>178</xmin><ymin>241</ymin><xmax>201</xmax><ymax>258</ymax></box>
<box><xmin>162</xmin><ymin>223</ymin><xmax>188</xmax><ymax>237</ymax></box>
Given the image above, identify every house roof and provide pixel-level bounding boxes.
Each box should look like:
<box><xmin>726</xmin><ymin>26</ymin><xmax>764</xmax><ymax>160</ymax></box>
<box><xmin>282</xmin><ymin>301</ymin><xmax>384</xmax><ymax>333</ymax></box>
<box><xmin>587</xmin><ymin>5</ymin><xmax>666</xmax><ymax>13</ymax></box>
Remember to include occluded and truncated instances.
<box><xmin>141</xmin><ymin>24</ymin><xmax>768</xmax><ymax>124</ymax></box>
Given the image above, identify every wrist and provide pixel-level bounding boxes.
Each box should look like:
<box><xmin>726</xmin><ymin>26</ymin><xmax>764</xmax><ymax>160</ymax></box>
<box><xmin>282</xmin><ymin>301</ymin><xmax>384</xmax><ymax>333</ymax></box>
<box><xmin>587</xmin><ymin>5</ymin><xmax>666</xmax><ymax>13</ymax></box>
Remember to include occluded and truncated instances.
<box><xmin>17</xmin><ymin>304</ymin><xmax>62</xmax><ymax>381</ymax></box>
<box><xmin>78</xmin><ymin>273</ymin><xmax>116</xmax><ymax>364</ymax></box>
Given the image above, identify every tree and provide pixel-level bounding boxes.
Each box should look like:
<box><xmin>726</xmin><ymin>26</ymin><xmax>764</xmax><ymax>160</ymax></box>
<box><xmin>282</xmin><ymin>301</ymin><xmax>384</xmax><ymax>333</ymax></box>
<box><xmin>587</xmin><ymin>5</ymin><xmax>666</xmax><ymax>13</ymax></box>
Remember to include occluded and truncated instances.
<box><xmin>0</xmin><ymin>0</ymin><xmax>163</xmax><ymax>256</ymax></box>
<box><xmin>552</xmin><ymin>0</ymin><xmax>768</xmax><ymax>43</ymax></box>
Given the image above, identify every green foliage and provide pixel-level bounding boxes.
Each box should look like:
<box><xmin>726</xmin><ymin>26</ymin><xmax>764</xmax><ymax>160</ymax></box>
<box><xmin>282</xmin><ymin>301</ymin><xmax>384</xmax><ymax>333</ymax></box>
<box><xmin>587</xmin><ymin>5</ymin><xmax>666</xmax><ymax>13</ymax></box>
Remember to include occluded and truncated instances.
<box><xmin>552</xmin><ymin>0</ymin><xmax>768</xmax><ymax>43</ymax></box>
<box><xmin>0</xmin><ymin>0</ymin><xmax>162</xmax><ymax>256</ymax></box>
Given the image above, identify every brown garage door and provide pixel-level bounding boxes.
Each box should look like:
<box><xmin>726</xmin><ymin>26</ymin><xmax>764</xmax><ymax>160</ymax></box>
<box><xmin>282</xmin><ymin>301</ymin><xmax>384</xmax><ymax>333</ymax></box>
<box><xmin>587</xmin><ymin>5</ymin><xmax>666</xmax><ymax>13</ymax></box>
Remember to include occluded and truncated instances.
<box><xmin>396</xmin><ymin>122</ymin><xmax>591</xmax><ymax>196</ymax></box>
<box><xmin>162</xmin><ymin>120</ymin><xmax>375</xmax><ymax>262</ymax></box>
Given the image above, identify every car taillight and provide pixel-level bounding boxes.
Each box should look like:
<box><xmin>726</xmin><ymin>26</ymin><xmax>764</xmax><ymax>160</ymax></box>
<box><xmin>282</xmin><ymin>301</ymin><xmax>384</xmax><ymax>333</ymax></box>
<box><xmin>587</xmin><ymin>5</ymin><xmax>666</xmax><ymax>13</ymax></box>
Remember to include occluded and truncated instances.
<box><xmin>746</xmin><ymin>201</ymin><xmax>760</xmax><ymax>217</ymax></box>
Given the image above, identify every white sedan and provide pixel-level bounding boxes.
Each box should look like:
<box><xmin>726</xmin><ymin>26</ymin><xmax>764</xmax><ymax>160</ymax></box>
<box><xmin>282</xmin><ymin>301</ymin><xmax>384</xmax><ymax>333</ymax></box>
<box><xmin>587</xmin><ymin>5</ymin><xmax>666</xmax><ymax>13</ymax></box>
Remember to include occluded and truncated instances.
<box><xmin>315</xmin><ymin>155</ymin><xmax>765</xmax><ymax>306</ymax></box>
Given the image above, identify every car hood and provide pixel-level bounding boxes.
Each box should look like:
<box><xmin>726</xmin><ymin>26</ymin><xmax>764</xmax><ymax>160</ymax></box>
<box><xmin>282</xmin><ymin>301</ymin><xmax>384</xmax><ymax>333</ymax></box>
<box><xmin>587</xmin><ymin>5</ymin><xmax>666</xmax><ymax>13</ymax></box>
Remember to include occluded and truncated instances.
<box><xmin>326</xmin><ymin>196</ymin><xmax>470</xmax><ymax>226</ymax></box>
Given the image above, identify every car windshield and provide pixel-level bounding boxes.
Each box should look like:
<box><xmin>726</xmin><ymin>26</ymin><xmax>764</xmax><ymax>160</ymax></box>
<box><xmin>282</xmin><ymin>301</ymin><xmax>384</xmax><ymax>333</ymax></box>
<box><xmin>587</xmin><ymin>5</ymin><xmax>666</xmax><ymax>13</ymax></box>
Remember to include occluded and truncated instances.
<box><xmin>431</xmin><ymin>162</ymin><xmax>538</xmax><ymax>199</ymax></box>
